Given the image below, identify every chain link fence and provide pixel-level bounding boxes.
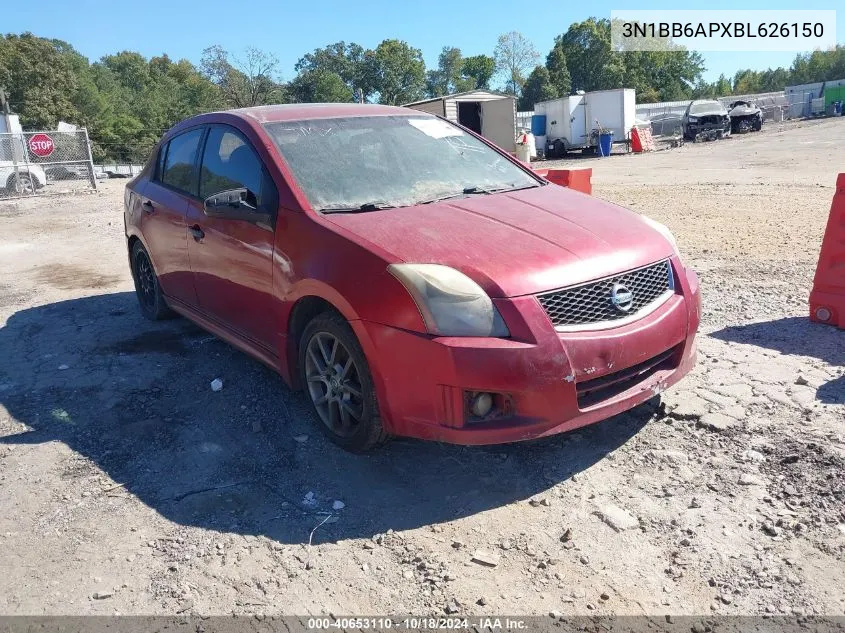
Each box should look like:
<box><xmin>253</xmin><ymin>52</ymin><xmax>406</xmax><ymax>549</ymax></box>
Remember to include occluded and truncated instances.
<box><xmin>634</xmin><ymin>91</ymin><xmax>823</xmax><ymax>137</ymax></box>
<box><xmin>518</xmin><ymin>89</ymin><xmax>839</xmax><ymax>141</ymax></box>
<box><xmin>0</xmin><ymin>128</ymin><xmax>98</xmax><ymax>199</ymax></box>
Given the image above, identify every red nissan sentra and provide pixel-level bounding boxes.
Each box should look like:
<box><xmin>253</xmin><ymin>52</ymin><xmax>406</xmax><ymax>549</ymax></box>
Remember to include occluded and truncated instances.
<box><xmin>124</xmin><ymin>104</ymin><xmax>700</xmax><ymax>452</ymax></box>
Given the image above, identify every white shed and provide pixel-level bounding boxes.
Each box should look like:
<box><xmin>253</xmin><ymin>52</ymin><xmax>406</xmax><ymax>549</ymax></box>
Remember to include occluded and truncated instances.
<box><xmin>403</xmin><ymin>90</ymin><xmax>517</xmax><ymax>153</ymax></box>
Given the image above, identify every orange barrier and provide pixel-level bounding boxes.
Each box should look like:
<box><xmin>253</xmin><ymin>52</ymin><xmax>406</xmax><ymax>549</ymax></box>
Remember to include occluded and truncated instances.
<box><xmin>631</xmin><ymin>127</ymin><xmax>655</xmax><ymax>153</ymax></box>
<box><xmin>532</xmin><ymin>168</ymin><xmax>592</xmax><ymax>195</ymax></box>
<box><xmin>809</xmin><ymin>173</ymin><xmax>845</xmax><ymax>328</ymax></box>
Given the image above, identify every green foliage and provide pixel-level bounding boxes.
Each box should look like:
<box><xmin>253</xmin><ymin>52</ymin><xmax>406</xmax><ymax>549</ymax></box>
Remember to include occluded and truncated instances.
<box><xmin>493</xmin><ymin>31</ymin><xmax>539</xmax><ymax>97</ymax></box>
<box><xmin>288</xmin><ymin>69</ymin><xmax>351</xmax><ymax>103</ymax></box>
<box><xmin>3</xmin><ymin>30</ymin><xmax>845</xmax><ymax>164</ymax></box>
<box><xmin>461</xmin><ymin>55</ymin><xmax>496</xmax><ymax>90</ymax></box>
<box><xmin>426</xmin><ymin>47</ymin><xmax>466</xmax><ymax>97</ymax></box>
<box><xmin>0</xmin><ymin>33</ymin><xmax>82</xmax><ymax>129</ymax></box>
<box><xmin>545</xmin><ymin>42</ymin><xmax>571</xmax><ymax>98</ymax></box>
<box><xmin>557</xmin><ymin>19</ymin><xmax>625</xmax><ymax>93</ymax></box>
<box><xmin>519</xmin><ymin>66</ymin><xmax>557</xmax><ymax>110</ymax></box>
<box><xmin>365</xmin><ymin>39</ymin><xmax>426</xmax><ymax>105</ymax></box>
<box><xmin>294</xmin><ymin>42</ymin><xmax>374</xmax><ymax>101</ymax></box>
<box><xmin>291</xmin><ymin>39</ymin><xmax>426</xmax><ymax>104</ymax></box>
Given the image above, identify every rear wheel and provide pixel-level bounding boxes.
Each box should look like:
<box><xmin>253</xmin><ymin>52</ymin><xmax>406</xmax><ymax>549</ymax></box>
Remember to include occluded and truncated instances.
<box><xmin>130</xmin><ymin>241</ymin><xmax>173</xmax><ymax>320</ymax></box>
<box><xmin>299</xmin><ymin>312</ymin><xmax>387</xmax><ymax>452</ymax></box>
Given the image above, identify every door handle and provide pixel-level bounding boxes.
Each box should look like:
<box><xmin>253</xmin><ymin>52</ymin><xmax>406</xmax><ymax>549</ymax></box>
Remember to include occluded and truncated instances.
<box><xmin>189</xmin><ymin>225</ymin><xmax>205</xmax><ymax>241</ymax></box>
<box><xmin>141</xmin><ymin>200</ymin><xmax>155</xmax><ymax>214</ymax></box>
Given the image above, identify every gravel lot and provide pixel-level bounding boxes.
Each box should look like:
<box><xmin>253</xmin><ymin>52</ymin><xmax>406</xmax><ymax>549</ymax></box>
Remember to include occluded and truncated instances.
<box><xmin>0</xmin><ymin>118</ymin><xmax>843</xmax><ymax>617</ymax></box>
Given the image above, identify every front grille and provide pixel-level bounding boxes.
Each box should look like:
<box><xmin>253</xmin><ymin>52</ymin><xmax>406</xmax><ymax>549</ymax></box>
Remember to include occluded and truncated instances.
<box><xmin>537</xmin><ymin>260</ymin><xmax>673</xmax><ymax>328</ymax></box>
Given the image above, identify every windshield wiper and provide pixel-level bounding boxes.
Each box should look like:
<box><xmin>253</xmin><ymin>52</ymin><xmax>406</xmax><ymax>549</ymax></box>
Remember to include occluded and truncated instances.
<box><xmin>318</xmin><ymin>201</ymin><xmax>395</xmax><ymax>214</ymax></box>
<box><xmin>494</xmin><ymin>182</ymin><xmax>545</xmax><ymax>193</ymax></box>
<box><xmin>418</xmin><ymin>183</ymin><xmax>540</xmax><ymax>205</ymax></box>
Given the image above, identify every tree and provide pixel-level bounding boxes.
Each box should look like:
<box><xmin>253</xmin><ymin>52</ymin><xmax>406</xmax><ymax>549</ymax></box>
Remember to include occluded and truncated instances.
<box><xmin>714</xmin><ymin>74</ymin><xmax>733</xmax><ymax>96</ymax></box>
<box><xmin>461</xmin><ymin>55</ymin><xmax>496</xmax><ymax>90</ymax></box>
<box><xmin>627</xmin><ymin>49</ymin><xmax>705</xmax><ymax>101</ymax></box>
<box><xmin>556</xmin><ymin>18</ymin><xmax>624</xmax><ymax>92</ymax></box>
<box><xmin>0</xmin><ymin>33</ymin><xmax>83</xmax><ymax>129</ymax></box>
<box><xmin>426</xmin><ymin>47</ymin><xmax>471</xmax><ymax>97</ymax></box>
<box><xmin>519</xmin><ymin>66</ymin><xmax>557</xmax><ymax>110</ymax></box>
<box><xmin>493</xmin><ymin>31</ymin><xmax>539</xmax><ymax>97</ymax></box>
<box><xmin>200</xmin><ymin>45</ymin><xmax>285</xmax><ymax>108</ymax></box>
<box><xmin>288</xmin><ymin>69</ymin><xmax>352</xmax><ymax>103</ymax></box>
<box><xmin>545</xmin><ymin>41</ymin><xmax>571</xmax><ymax>97</ymax></box>
<box><xmin>295</xmin><ymin>42</ymin><xmax>374</xmax><ymax>101</ymax></box>
<box><xmin>365</xmin><ymin>39</ymin><xmax>426</xmax><ymax>105</ymax></box>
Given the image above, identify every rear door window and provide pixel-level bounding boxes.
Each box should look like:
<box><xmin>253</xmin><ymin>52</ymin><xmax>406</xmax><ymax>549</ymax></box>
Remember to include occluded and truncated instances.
<box><xmin>160</xmin><ymin>128</ymin><xmax>204</xmax><ymax>195</ymax></box>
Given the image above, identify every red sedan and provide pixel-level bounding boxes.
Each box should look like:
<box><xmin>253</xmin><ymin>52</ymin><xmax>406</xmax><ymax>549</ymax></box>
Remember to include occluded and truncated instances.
<box><xmin>124</xmin><ymin>104</ymin><xmax>700</xmax><ymax>452</ymax></box>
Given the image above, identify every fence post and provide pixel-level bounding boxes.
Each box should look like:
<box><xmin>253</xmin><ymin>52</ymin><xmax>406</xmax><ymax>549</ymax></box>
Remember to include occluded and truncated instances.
<box><xmin>83</xmin><ymin>128</ymin><xmax>98</xmax><ymax>191</ymax></box>
<box><xmin>21</xmin><ymin>132</ymin><xmax>33</xmax><ymax>196</ymax></box>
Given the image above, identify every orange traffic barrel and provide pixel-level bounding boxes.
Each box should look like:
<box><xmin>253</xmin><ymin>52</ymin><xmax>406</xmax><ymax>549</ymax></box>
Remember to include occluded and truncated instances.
<box><xmin>809</xmin><ymin>173</ymin><xmax>845</xmax><ymax>328</ymax></box>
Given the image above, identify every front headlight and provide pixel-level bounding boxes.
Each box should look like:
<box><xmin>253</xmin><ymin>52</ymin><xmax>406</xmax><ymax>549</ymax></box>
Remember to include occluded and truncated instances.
<box><xmin>388</xmin><ymin>264</ymin><xmax>509</xmax><ymax>337</ymax></box>
<box><xmin>687</xmin><ymin>116</ymin><xmax>699</xmax><ymax>123</ymax></box>
<box><xmin>642</xmin><ymin>216</ymin><xmax>680</xmax><ymax>254</ymax></box>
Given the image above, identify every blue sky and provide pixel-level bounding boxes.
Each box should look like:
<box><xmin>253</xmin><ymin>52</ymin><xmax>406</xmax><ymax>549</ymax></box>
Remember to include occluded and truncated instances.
<box><xmin>4</xmin><ymin>0</ymin><xmax>843</xmax><ymax>84</ymax></box>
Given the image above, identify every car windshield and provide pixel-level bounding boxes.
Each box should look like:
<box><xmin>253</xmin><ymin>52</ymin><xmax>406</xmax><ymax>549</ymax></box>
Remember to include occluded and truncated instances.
<box><xmin>689</xmin><ymin>101</ymin><xmax>724</xmax><ymax>115</ymax></box>
<box><xmin>263</xmin><ymin>115</ymin><xmax>540</xmax><ymax>212</ymax></box>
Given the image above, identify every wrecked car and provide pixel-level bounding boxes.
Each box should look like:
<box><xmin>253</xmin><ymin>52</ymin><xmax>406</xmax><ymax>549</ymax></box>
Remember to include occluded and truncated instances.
<box><xmin>682</xmin><ymin>100</ymin><xmax>731</xmax><ymax>141</ymax></box>
<box><xmin>124</xmin><ymin>104</ymin><xmax>700</xmax><ymax>452</ymax></box>
<box><xmin>727</xmin><ymin>100</ymin><xmax>763</xmax><ymax>134</ymax></box>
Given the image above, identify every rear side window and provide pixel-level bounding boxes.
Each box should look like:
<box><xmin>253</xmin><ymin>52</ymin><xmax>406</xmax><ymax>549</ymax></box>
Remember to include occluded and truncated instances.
<box><xmin>199</xmin><ymin>127</ymin><xmax>277</xmax><ymax>212</ymax></box>
<box><xmin>160</xmin><ymin>128</ymin><xmax>204</xmax><ymax>194</ymax></box>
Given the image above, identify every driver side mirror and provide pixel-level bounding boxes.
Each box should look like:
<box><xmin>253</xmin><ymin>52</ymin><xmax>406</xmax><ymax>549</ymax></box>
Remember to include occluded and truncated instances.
<box><xmin>203</xmin><ymin>187</ymin><xmax>255</xmax><ymax>213</ymax></box>
<box><xmin>203</xmin><ymin>188</ymin><xmax>271</xmax><ymax>227</ymax></box>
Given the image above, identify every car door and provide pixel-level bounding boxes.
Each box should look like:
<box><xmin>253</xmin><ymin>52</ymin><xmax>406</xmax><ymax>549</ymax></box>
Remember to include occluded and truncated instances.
<box><xmin>139</xmin><ymin>128</ymin><xmax>204</xmax><ymax>307</ymax></box>
<box><xmin>185</xmin><ymin>125</ymin><xmax>279</xmax><ymax>351</ymax></box>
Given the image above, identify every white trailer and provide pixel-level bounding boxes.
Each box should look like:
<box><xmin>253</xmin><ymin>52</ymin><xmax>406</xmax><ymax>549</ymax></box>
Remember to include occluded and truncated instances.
<box><xmin>537</xmin><ymin>88</ymin><xmax>635</xmax><ymax>157</ymax></box>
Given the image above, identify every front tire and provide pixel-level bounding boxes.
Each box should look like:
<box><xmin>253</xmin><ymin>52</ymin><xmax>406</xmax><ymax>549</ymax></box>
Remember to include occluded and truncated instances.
<box><xmin>130</xmin><ymin>242</ymin><xmax>173</xmax><ymax>320</ymax></box>
<box><xmin>299</xmin><ymin>312</ymin><xmax>387</xmax><ymax>452</ymax></box>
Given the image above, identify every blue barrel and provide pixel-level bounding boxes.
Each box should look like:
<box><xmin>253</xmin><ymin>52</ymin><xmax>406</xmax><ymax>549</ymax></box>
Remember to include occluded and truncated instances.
<box><xmin>598</xmin><ymin>131</ymin><xmax>614</xmax><ymax>157</ymax></box>
<box><xmin>531</xmin><ymin>114</ymin><xmax>547</xmax><ymax>136</ymax></box>
<box><xmin>834</xmin><ymin>101</ymin><xmax>843</xmax><ymax>116</ymax></box>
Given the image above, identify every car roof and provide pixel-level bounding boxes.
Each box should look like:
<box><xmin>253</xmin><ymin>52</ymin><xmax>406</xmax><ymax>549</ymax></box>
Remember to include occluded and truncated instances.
<box><xmin>223</xmin><ymin>103</ymin><xmax>418</xmax><ymax>123</ymax></box>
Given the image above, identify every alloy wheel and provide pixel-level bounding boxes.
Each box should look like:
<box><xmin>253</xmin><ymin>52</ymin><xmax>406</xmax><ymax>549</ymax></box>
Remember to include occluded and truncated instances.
<box><xmin>134</xmin><ymin>251</ymin><xmax>156</xmax><ymax>310</ymax></box>
<box><xmin>304</xmin><ymin>331</ymin><xmax>364</xmax><ymax>437</ymax></box>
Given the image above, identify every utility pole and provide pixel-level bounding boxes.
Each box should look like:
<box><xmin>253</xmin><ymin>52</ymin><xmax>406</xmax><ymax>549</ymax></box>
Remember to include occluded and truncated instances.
<box><xmin>0</xmin><ymin>85</ymin><xmax>20</xmax><ymax>190</ymax></box>
<box><xmin>0</xmin><ymin>86</ymin><xmax>11</xmax><ymax>133</ymax></box>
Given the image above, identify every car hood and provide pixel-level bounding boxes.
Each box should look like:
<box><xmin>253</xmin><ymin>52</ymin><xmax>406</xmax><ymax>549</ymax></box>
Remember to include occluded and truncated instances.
<box><xmin>325</xmin><ymin>184</ymin><xmax>675</xmax><ymax>298</ymax></box>
<box><xmin>728</xmin><ymin>103</ymin><xmax>760</xmax><ymax>116</ymax></box>
<box><xmin>688</xmin><ymin>108</ymin><xmax>728</xmax><ymax>118</ymax></box>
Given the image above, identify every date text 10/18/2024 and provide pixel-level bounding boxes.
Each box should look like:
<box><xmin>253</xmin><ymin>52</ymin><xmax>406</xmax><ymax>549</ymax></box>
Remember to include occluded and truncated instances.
<box><xmin>307</xmin><ymin>617</ymin><xmax>528</xmax><ymax>630</ymax></box>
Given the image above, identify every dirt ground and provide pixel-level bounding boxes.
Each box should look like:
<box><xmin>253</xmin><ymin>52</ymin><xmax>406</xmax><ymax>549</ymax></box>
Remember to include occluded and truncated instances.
<box><xmin>0</xmin><ymin>118</ymin><xmax>843</xmax><ymax>617</ymax></box>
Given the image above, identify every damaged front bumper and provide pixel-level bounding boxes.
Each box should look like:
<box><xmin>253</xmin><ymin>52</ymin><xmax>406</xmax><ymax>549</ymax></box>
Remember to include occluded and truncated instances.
<box><xmin>352</xmin><ymin>258</ymin><xmax>701</xmax><ymax>445</ymax></box>
<box><xmin>686</xmin><ymin>115</ymin><xmax>731</xmax><ymax>138</ymax></box>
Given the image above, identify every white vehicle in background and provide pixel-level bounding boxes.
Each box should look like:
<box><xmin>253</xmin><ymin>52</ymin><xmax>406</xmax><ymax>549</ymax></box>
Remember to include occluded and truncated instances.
<box><xmin>0</xmin><ymin>162</ymin><xmax>47</xmax><ymax>195</ymax></box>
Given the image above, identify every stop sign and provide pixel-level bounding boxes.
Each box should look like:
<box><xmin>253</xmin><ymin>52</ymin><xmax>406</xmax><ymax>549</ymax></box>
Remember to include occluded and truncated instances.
<box><xmin>28</xmin><ymin>133</ymin><xmax>55</xmax><ymax>158</ymax></box>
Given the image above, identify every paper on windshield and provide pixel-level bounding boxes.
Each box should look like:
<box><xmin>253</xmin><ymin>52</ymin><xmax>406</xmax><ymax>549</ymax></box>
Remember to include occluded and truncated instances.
<box><xmin>408</xmin><ymin>118</ymin><xmax>463</xmax><ymax>139</ymax></box>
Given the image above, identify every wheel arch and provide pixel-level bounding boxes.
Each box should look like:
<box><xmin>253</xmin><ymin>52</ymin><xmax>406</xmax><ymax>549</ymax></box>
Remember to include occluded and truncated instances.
<box><xmin>126</xmin><ymin>231</ymin><xmax>159</xmax><ymax>276</ymax></box>
<box><xmin>6</xmin><ymin>170</ymin><xmax>38</xmax><ymax>190</ymax></box>
<box><xmin>284</xmin><ymin>288</ymin><xmax>359</xmax><ymax>390</ymax></box>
